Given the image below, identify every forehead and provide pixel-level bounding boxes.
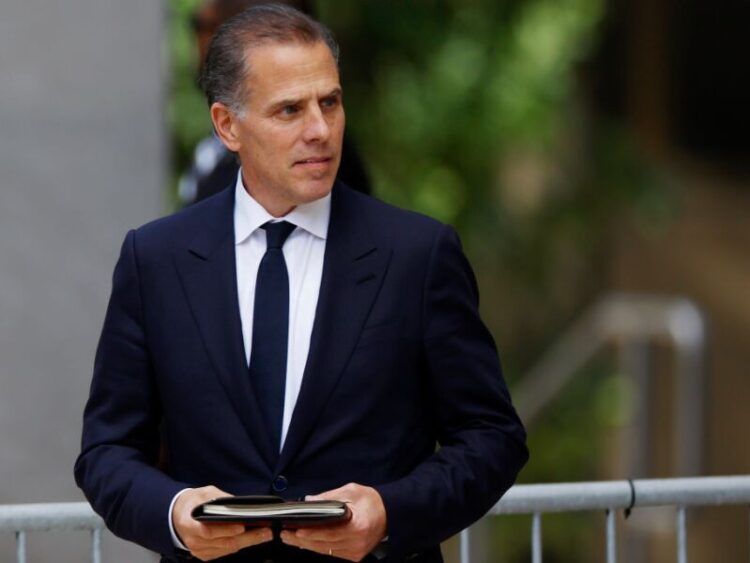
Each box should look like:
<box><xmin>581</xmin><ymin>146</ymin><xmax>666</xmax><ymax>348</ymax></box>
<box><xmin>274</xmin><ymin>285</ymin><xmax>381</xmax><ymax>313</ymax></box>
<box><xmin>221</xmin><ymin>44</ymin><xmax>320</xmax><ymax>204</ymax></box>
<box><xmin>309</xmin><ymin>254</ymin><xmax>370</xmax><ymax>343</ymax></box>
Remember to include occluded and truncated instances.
<box><xmin>243</xmin><ymin>41</ymin><xmax>340</xmax><ymax>105</ymax></box>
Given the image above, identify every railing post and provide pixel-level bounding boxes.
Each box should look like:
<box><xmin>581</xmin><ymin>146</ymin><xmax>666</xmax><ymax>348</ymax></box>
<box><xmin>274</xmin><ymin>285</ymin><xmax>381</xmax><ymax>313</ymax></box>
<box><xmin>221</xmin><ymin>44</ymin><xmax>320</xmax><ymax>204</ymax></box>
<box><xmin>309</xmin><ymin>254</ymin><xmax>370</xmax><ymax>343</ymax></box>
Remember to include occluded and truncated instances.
<box><xmin>531</xmin><ymin>513</ymin><xmax>542</xmax><ymax>563</ymax></box>
<box><xmin>606</xmin><ymin>509</ymin><xmax>617</xmax><ymax>563</ymax></box>
<box><xmin>91</xmin><ymin>527</ymin><xmax>102</xmax><ymax>563</ymax></box>
<box><xmin>676</xmin><ymin>506</ymin><xmax>687</xmax><ymax>563</ymax></box>
<box><xmin>15</xmin><ymin>530</ymin><xmax>26</xmax><ymax>563</ymax></box>
<box><xmin>459</xmin><ymin>527</ymin><xmax>471</xmax><ymax>563</ymax></box>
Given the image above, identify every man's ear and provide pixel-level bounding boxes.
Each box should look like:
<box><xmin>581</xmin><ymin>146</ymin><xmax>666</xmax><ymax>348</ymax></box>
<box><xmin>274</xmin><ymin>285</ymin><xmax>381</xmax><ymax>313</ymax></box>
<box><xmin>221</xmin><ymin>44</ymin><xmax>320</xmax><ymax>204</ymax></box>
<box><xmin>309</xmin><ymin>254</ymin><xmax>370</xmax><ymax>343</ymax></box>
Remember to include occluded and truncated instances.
<box><xmin>210</xmin><ymin>102</ymin><xmax>241</xmax><ymax>152</ymax></box>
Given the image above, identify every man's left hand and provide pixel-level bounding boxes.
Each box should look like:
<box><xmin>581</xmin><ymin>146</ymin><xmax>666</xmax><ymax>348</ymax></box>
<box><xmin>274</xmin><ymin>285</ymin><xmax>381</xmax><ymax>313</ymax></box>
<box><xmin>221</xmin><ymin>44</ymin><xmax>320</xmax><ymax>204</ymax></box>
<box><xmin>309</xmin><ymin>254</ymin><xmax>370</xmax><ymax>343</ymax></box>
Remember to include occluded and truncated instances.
<box><xmin>280</xmin><ymin>482</ymin><xmax>387</xmax><ymax>561</ymax></box>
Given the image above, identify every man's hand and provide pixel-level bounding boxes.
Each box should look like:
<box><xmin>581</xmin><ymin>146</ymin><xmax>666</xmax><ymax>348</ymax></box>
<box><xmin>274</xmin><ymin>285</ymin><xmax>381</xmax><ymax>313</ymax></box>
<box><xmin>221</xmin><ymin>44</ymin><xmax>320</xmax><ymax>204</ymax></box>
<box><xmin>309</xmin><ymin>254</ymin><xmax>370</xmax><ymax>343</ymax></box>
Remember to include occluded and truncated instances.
<box><xmin>280</xmin><ymin>483</ymin><xmax>387</xmax><ymax>561</ymax></box>
<box><xmin>172</xmin><ymin>486</ymin><xmax>273</xmax><ymax>561</ymax></box>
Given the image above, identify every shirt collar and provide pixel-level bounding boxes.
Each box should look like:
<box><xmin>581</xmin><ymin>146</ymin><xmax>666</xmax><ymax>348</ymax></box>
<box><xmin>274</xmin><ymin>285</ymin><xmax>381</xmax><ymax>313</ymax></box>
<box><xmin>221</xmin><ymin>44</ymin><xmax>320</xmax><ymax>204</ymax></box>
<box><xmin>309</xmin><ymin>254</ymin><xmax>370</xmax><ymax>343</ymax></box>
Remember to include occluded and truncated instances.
<box><xmin>234</xmin><ymin>170</ymin><xmax>331</xmax><ymax>245</ymax></box>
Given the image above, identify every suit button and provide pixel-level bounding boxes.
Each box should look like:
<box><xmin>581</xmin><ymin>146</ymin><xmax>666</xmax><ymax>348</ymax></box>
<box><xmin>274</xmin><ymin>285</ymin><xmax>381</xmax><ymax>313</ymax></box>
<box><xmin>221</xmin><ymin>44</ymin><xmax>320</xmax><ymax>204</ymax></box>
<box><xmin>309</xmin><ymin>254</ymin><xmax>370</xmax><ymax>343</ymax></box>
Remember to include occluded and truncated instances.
<box><xmin>272</xmin><ymin>475</ymin><xmax>288</xmax><ymax>492</ymax></box>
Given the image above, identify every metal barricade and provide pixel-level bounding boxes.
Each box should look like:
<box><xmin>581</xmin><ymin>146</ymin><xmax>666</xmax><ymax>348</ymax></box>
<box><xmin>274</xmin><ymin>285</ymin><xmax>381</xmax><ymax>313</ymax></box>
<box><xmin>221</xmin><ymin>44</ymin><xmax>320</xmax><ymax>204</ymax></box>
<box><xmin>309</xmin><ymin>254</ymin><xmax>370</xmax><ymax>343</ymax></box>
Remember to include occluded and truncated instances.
<box><xmin>460</xmin><ymin>475</ymin><xmax>750</xmax><ymax>563</ymax></box>
<box><xmin>0</xmin><ymin>502</ymin><xmax>103</xmax><ymax>563</ymax></box>
<box><xmin>3</xmin><ymin>475</ymin><xmax>749</xmax><ymax>562</ymax></box>
<box><xmin>512</xmin><ymin>293</ymin><xmax>707</xmax><ymax>478</ymax></box>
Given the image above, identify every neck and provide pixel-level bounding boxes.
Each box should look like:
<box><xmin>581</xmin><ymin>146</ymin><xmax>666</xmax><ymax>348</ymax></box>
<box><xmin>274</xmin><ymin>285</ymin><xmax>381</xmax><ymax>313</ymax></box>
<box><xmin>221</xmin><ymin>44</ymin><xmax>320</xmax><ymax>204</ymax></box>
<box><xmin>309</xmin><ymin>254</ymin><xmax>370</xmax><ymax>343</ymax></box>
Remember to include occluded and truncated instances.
<box><xmin>241</xmin><ymin>173</ymin><xmax>295</xmax><ymax>218</ymax></box>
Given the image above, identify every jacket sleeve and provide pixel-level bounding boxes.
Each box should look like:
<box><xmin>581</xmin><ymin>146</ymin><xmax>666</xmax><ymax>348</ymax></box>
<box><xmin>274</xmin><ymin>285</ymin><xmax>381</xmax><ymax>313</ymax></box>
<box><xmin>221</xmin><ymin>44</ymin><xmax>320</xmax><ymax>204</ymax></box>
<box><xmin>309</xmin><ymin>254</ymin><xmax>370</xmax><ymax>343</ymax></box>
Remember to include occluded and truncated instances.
<box><xmin>374</xmin><ymin>224</ymin><xmax>529</xmax><ymax>555</ymax></box>
<box><xmin>74</xmin><ymin>229</ymin><xmax>189</xmax><ymax>556</ymax></box>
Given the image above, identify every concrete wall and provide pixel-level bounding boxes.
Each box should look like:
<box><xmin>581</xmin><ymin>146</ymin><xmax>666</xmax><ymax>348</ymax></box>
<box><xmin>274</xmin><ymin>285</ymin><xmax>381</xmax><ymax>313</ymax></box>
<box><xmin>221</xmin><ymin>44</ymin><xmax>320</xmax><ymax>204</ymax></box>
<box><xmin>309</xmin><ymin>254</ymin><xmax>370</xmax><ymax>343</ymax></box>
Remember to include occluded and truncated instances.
<box><xmin>0</xmin><ymin>1</ymin><xmax>165</xmax><ymax>560</ymax></box>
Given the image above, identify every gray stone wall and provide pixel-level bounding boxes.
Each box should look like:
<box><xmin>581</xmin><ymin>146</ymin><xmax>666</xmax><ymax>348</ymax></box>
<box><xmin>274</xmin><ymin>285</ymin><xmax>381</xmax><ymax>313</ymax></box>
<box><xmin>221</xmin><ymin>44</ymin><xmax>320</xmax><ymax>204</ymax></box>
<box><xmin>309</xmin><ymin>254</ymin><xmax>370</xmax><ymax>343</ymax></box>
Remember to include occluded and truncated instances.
<box><xmin>0</xmin><ymin>1</ymin><xmax>165</xmax><ymax>560</ymax></box>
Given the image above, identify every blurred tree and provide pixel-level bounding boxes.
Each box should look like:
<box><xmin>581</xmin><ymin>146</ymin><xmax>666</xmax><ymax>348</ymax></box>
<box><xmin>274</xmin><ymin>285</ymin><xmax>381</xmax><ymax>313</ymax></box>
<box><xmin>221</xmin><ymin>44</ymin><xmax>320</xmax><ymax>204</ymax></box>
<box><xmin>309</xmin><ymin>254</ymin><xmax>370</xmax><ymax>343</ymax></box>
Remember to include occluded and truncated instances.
<box><xmin>166</xmin><ymin>0</ymin><xmax>213</xmax><ymax>208</ymax></box>
<box><xmin>317</xmin><ymin>0</ymin><xmax>672</xmax><ymax>370</ymax></box>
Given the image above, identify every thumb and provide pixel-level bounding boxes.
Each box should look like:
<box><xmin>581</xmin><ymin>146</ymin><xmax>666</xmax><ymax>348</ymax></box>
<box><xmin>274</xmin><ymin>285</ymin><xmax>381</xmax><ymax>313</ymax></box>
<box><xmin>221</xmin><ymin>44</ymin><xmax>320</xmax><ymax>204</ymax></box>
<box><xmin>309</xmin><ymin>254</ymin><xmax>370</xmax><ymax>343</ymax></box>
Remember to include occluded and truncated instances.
<box><xmin>305</xmin><ymin>491</ymin><xmax>332</xmax><ymax>501</ymax></box>
<box><xmin>201</xmin><ymin>485</ymin><xmax>231</xmax><ymax>501</ymax></box>
<box><xmin>305</xmin><ymin>483</ymin><xmax>357</xmax><ymax>502</ymax></box>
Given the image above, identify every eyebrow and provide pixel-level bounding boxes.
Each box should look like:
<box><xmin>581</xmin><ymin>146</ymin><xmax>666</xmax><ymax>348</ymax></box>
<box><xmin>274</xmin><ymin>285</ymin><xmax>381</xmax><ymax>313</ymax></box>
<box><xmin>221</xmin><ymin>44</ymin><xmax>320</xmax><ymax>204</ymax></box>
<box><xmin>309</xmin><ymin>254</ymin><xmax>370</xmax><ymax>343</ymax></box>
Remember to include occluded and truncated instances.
<box><xmin>267</xmin><ymin>88</ymin><xmax>342</xmax><ymax>113</ymax></box>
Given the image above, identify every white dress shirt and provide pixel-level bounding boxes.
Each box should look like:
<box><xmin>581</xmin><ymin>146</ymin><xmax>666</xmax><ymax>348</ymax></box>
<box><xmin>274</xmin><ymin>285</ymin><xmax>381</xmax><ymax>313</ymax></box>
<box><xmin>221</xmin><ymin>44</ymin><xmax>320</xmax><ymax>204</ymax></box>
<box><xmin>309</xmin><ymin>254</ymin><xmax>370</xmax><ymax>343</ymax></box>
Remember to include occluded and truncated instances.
<box><xmin>169</xmin><ymin>171</ymin><xmax>330</xmax><ymax>548</ymax></box>
<box><xmin>234</xmin><ymin>172</ymin><xmax>329</xmax><ymax>448</ymax></box>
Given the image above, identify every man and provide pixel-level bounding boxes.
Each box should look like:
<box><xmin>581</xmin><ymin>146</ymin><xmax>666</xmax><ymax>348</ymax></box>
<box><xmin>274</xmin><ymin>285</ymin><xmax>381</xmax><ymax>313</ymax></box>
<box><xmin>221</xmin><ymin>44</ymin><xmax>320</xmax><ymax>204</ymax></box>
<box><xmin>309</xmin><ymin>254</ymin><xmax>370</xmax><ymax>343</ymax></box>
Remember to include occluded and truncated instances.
<box><xmin>75</xmin><ymin>5</ymin><xmax>528</xmax><ymax>562</ymax></box>
<box><xmin>178</xmin><ymin>0</ymin><xmax>370</xmax><ymax>207</ymax></box>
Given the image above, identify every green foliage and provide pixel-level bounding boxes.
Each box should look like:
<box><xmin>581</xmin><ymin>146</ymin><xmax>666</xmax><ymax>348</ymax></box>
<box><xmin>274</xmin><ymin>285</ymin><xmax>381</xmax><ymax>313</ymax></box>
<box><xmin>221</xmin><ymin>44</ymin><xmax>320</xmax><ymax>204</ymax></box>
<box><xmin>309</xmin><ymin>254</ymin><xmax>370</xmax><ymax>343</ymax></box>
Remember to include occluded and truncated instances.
<box><xmin>320</xmin><ymin>0</ymin><xmax>604</xmax><ymax>221</ymax></box>
<box><xmin>166</xmin><ymin>0</ymin><xmax>213</xmax><ymax>206</ymax></box>
<box><xmin>316</xmin><ymin>0</ymin><xmax>672</xmax><ymax>370</ymax></box>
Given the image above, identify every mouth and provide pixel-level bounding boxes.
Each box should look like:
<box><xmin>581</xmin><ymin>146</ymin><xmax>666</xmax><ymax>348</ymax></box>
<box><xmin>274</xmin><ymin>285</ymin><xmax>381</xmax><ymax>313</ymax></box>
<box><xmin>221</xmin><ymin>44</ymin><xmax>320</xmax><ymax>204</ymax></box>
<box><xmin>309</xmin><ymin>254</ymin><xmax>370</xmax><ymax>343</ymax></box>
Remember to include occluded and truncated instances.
<box><xmin>293</xmin><ymin>156</ymin><xmax>332</xmax><ymax>167</ymax></box>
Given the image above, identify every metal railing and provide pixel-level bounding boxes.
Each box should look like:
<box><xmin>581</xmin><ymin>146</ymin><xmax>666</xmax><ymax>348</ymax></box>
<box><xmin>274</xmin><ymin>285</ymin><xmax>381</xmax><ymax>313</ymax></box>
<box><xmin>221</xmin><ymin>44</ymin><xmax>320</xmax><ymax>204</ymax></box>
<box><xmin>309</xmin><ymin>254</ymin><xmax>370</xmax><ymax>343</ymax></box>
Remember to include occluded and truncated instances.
<box><xmin>459</xmin><ymin>475</ymin><xmax>750</xmax><ymax>563</ymax></box>
<box><xmin>3</xmin><ymin>476</ymin><xmax>748</xmax><ymax>563</ymax></box>
<box><xmin>0</xmin><ymin>501</ymin><xmax>103</xmax><ymax>563</ymax></box>
<box><xmin>512</xmin><ymin>292</ymin><xmax>706</xmax><ymax>478</ymax></box>
<box><xmin>503</xmin><ymin>293</ymin><xmax>709</xmax><ymax>561</ymax></box>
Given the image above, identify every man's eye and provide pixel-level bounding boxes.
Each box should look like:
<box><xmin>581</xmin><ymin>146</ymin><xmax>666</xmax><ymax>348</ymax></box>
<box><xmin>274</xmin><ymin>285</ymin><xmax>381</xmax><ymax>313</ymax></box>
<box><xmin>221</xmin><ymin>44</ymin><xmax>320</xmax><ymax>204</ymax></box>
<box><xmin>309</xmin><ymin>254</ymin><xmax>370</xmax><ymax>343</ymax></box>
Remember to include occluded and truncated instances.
<box><xmin>281</xmin><ymin>105</ymin><xmax>299</xmax><ymax>116</ymax></box>
<box><xmin>321</xmin><ymin>97</ymin><xmax>339</xmax><ymax>109</ymax></box>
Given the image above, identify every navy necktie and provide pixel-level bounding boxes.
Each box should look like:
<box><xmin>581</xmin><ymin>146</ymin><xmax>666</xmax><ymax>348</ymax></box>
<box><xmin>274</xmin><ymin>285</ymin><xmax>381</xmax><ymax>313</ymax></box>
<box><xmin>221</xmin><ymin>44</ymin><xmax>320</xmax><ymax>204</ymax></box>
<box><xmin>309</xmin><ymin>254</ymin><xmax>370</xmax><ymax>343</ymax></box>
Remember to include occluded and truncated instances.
<box><xmin>249</xmin><ymin>220</ymin><xmax>296</xmax><ymax>453</ymax></box>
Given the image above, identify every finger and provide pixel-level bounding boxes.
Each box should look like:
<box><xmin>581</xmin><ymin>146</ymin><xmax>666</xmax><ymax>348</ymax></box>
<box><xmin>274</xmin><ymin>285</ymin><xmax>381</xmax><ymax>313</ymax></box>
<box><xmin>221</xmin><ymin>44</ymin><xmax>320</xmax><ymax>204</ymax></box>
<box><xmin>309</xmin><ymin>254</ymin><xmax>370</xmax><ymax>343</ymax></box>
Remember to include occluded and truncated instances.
<box><xmin>192</xmin><ymin>528</ymin><xmax>272</xmax><ymax>558</ymax></box>
<box><xmin>279</xmin><ymin>530</ymin><xmax>303</xmax><ymax>548</ymax></box>
<box><xmin>191</xmin><ymin>542</ymin><xmax>232</xmax><ymax>561</ymax></box>
<box><xmin>280</xmin><ymin>530</ymin><xmax>348</xmax><ymax>550</ymax></box>
<box><xmin>192</xmin><ymin>547</ymin><xmax>229</xmax><ymax>562</ymax></box>
<box><xmin>192</xmin><ymin>547</ymin><xmax>222</xmax><ymax>561</ymax></box>
<box><xmin>306</xmin><ymin>482</ymin><xmax>357</xmax><ymax>502</ymax></box>
<box><xmin>197</xmin><ymin>522</ymin><xmax>247</xmax><ymax>539</ymax></box>
<box><xmin>294</xmin><ymin>522</ymin><xmax>351</xmax><ymax>542</ymax></box>
<box><xmin>305</xmin><ymin>491</ymin><xmax>336</xmax><ymax>501</ymax></box>
<box><xmin>197</xmin><ymin>486</ymin><xmax>231</xmax><ymax>503</ymax></box>
<box><xmin>202</xmin><ymin>527</ymin><xmax>273</xmax><ymax>551</ymax></box>
<box><xmin>280</xmin><ymin>534</ymin><xmax>356</xmax><ymax>561</ymax></box>
<box><xmin>282</xmin><ymin>528</ymin><xmax>351</xmax><ymax>545</ymax></box>
<box><xmin>234</xmin><ymin>527</ymin><xmax>274</xmax><ymax>549</ymax></box>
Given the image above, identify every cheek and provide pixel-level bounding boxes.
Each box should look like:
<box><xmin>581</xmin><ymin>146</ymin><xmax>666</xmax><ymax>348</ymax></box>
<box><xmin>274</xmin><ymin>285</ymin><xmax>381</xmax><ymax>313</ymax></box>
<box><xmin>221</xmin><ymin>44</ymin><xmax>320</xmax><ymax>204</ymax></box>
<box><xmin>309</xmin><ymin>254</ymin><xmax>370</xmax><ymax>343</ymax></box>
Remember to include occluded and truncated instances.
<box><xmin>328</xmin><ymin>111</ymin><xmax>344</xmax><ymax>135</ymax></box>
<box><xmin>246</xmin><ymin>135</ymin><xmax>286</xmax><ymax>168</ymax></box>
<box><xmin>262</xmin><ymin>132</ymin><xmax>299</xmax><ymax>163</ymax></box>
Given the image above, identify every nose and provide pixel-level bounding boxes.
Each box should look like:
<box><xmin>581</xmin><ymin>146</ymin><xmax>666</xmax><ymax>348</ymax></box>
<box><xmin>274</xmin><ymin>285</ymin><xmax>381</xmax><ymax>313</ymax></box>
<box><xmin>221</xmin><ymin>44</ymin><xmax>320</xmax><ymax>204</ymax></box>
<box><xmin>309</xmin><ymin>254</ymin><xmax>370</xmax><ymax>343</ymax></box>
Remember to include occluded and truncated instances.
<box><xmin>302</xmin><ymin>105</ymin><xmax>330</xmax><ymax>143</ymax></box>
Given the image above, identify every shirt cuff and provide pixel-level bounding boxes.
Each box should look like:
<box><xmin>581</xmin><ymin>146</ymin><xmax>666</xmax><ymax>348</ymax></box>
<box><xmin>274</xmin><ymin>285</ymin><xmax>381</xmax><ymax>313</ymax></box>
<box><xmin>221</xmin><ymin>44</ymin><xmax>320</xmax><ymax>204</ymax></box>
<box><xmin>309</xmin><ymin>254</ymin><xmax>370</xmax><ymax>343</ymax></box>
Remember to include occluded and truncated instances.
<box><xmin>168</xmin><ymin>488</ymin><xmax>193</xmax><ymax>551</ymax></box>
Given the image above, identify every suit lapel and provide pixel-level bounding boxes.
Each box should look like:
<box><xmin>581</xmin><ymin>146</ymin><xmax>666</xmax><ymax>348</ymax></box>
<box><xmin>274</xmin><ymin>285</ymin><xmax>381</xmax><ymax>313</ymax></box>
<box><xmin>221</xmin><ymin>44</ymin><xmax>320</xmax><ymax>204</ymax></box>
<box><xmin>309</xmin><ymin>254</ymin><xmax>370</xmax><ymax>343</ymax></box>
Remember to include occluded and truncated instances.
<box><xmin>278</xmin><ymin>186</ymin><xmax>391</xmax><ymax>471</ymax></box>
<box><xmin>173</xmin><ymin>188</ymin><xmax>277</xmax><ymax>470</ymax></box>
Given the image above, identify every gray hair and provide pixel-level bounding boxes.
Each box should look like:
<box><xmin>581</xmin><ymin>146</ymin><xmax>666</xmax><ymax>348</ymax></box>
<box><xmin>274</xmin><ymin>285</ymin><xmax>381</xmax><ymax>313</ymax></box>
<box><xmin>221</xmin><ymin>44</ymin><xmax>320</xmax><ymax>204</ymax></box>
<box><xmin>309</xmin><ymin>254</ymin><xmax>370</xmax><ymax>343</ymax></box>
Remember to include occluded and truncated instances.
<box><xmin>199</xmin><ymin>3</ymin><xmax>339</xmax><ymax>114</ymax></box>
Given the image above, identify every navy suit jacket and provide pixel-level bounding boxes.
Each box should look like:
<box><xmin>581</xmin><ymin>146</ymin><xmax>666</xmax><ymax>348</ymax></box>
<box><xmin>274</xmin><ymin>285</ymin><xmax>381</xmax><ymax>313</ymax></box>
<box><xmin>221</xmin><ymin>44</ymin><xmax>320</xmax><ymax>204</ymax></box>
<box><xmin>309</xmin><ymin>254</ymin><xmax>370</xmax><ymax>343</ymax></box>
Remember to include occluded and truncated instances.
<box><xmin>75</xmin><ymin>183</ymin><xmax>528</xmax><ymax>562</ymax></box>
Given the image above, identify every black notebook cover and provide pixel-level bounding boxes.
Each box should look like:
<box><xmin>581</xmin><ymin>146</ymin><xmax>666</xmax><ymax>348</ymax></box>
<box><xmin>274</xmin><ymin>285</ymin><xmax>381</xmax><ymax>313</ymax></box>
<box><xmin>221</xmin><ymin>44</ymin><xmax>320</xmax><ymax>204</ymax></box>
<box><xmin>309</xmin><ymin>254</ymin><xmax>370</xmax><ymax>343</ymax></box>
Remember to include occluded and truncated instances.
<box><xmin>192</xmin><ymin>495</ymin><xmax>351</xmax><ymax>528</ymax></box>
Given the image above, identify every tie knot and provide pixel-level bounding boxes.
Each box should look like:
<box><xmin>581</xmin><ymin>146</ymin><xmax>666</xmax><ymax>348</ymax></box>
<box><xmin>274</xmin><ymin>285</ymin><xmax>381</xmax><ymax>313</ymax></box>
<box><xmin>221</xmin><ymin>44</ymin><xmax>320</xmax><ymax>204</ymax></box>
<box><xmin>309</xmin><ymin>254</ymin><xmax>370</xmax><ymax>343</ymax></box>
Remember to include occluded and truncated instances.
<box><xmin>262</xmin><ymin>221</ymin><xmax>296</xmax><ymax>249</ymax></box>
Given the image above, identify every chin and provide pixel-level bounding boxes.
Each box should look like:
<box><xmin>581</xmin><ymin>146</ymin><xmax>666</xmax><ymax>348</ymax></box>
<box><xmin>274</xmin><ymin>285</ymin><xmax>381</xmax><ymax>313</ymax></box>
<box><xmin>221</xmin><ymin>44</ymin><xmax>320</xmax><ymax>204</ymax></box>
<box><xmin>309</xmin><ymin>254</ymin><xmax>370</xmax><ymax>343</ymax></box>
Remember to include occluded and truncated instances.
<box><xmin>295</xmin><ymin>179</ymin><xmax>335</xmax><ymax>203</ymax></box>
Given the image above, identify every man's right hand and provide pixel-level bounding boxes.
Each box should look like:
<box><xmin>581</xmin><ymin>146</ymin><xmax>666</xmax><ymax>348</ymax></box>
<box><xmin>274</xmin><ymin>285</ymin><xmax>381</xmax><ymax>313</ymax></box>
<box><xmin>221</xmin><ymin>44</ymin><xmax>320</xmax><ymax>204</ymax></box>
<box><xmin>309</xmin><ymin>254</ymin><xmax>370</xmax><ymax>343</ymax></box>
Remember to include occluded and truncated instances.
<box><xmin>172</xmin><ymin>486</ymin><xmax>273</xmax><ymax>561</ymax></box>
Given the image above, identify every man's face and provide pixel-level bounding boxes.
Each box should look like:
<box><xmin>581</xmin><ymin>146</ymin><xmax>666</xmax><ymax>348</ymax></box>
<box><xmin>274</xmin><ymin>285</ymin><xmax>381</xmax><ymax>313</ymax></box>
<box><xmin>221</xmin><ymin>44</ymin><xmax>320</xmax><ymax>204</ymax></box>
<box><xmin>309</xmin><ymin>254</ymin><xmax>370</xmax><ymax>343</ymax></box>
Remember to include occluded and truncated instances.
<box><xmin>217</xmin><ymin>40</ymin><xmax>344</xmax><ymax>216</ymax></box>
